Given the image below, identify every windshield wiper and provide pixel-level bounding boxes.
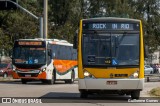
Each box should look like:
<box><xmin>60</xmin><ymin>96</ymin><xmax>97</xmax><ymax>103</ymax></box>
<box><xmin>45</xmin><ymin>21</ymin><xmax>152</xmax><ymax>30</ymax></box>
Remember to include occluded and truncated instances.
<box><xmin>93</xmin><ymin>30</ymin><xmax>111</xmax><ymax>57</ymax></box>
<box><xmin>117</xmin><ymin>32</ymin><xmax>127</xmax><ymax>46</ymax></box>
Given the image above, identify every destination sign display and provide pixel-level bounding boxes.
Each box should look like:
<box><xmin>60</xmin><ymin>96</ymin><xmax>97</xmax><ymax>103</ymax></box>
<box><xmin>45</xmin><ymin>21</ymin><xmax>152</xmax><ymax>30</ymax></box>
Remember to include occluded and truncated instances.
<box><xmin>83</xmin><ymin>23</ymin><xmax>139</xmax><ymax>30</ymax></box>
<box><xmin>18</xmin><ymin>41</ymin><xmax>42</xmax><ymax>46</ymax></box>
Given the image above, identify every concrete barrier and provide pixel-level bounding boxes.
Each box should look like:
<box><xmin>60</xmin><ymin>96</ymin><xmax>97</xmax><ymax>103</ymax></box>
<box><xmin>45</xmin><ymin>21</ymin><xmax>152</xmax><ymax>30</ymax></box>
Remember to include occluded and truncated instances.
<box><xmin>145</xmin><ymin>74</ymin><xmax>160</xmax><ymax>82</ymax></box>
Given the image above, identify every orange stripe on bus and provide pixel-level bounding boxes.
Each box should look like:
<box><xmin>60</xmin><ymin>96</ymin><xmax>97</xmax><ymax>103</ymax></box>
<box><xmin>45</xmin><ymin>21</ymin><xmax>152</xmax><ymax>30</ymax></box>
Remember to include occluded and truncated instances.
<box><xmin>12</xmin><ymin>71</ymin><xmax>47</xmax><ymax>80</ymax></box>
<box><xmin>54</xmin><ymin>59</ymin><xmax>77</xmax><ymax>73</ymax></box>
<box><xmin>12</xmin><ymin>72</ymin><xmax>20</xmax><ymax>79</ymax></box>
<box><xmin>38</xmin><ymin>72</ymin><xmax>46</xmax><ymax>79</ymax></box>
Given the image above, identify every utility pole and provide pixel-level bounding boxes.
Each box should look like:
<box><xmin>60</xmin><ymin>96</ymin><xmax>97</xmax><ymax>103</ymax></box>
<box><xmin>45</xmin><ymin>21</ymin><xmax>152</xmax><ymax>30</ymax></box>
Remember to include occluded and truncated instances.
<box><xmin>44</xmin><ymin>0</ymin><xmax>48</xmax><ymax>39</ymax></box>
<box><xmin>39</xmin><ymin>17</ymin><xmax>43</xmax><ymax>38</ymax></box>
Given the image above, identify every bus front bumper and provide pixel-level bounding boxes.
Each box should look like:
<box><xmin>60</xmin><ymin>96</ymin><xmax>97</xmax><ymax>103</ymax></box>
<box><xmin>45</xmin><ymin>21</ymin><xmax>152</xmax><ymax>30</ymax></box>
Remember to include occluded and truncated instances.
<box><xmin>12</xmin><ymin>71</ymin><xmax>47</xmax><ymax>80</ymax></box>
<box><xmin>78</xmin><ymin>78</ymin><xmax>144</xmax><ymax>90</ymax></box>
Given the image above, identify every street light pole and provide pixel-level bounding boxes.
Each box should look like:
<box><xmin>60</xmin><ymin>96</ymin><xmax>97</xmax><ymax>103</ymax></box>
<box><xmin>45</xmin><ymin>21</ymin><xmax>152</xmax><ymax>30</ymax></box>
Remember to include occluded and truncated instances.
<box><xmin>44</xmin><ymin>0</ymin><xmax>48</xmax><ymax>39</ymax></box>
<box><xmin>39</xmin><ymin>17</ymin><xmax>43</xmax><ymax>38</ymax></box>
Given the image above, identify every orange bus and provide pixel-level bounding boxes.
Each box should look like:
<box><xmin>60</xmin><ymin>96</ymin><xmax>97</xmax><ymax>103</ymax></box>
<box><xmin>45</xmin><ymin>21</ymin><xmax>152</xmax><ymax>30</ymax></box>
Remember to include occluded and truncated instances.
<box><xmin>12</xmin><ymin>38</ymin><xmax>77</xmax><ymax>84</ymax></box>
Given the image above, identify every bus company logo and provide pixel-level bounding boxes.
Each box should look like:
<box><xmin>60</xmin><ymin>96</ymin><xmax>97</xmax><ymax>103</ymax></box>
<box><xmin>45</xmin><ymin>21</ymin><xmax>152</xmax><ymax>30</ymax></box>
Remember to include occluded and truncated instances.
<box><xmin>2</xmin><ymin>98</ymin><xmax>11</xmax><ymax>103</ymax></box>
<box><xmin>110</xmin><ymin>73</ymin><xmax>114</xmax><ymax>78</ymax></box>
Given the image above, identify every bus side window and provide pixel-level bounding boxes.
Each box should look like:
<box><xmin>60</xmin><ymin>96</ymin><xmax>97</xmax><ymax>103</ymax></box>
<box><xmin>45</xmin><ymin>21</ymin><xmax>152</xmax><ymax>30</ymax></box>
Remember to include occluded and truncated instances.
<box><xmin>68</xmin><ymin>46</ymin><xmax>72</xmax><ymax>60</ymax></box>
<box><xmin>71</xmin><ymin>48</ymin><xmax>76</xmax><ymax>60</ymax></box>
<box><xmin>52</xmin><ymin>45</ymin><xmax>58</xmax><ymax>59</ymax></box>
<box><xmin>53</xmin><ymin>53</ymin><xmax>56</xmax><ymax>59</ymax></box>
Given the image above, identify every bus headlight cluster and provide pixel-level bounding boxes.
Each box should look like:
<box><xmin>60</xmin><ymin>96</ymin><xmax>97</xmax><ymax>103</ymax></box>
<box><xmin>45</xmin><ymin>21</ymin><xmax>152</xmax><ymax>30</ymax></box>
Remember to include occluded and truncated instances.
<box><xmin>42</xmin><ymin>68</ymin><xmax>46</xmax><ymax>72</ymax></box>
<box><xmin>84</xmin><ymin>71</ymin><xmax>90</xmax><ymax>77</ymax></box>
<box><xmin>133</xmin><ymin>72</ymin><xmax>138</xmax><ymax>78</ymax></box>
<box><xmin>12</xmin><ymin>65</ymin><xmax>16</xmax><ymax>72</ymax></box>
<box><xmin>129</xmin><ymin>71</ymin><xmax>139</xmax><ymax>78</ymax></box>
<box><xmin>83</xmin><ymin>69</ymin><xmax>94</xmax><ymax>78</ymax></box>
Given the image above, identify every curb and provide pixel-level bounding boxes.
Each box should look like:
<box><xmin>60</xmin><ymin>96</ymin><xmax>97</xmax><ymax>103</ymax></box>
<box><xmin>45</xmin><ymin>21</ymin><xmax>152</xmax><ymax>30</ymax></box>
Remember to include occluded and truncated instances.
<box><xmin>0</xmin><ymin>77</ymin><xmax>20</xmax><ymax>82</ymax></box>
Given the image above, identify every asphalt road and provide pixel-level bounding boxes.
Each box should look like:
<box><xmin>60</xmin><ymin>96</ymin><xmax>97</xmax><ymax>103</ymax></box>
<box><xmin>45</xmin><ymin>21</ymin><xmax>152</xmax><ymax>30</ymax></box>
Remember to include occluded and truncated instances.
<box><xmin>0</xmin><ymin>78</ymin><xmax>160</xmax><ymax>106</ymax></box>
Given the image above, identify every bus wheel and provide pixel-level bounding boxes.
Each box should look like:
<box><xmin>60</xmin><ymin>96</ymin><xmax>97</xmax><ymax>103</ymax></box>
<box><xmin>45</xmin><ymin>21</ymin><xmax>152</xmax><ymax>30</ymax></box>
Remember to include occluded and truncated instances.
<box><xmin>48</xmin><ymin>74</ymin><xmax>55</xmax><ymax>85</ymax></box>
<box><xmin>41</xmin><ymin>79</ymin><xmax>47</xmax><ymax>84</ymax></box>
<box><xmin>65</xmin><ymin>71</ymin><xmax>75</xmax><ymax>84</ymax></box>
<box><xmin>80</xmin><ymin>91</ymin><xmax>88</xmax><ymax>98</ymax></box>
<box><xmin>118</xmin><ymin>92</ymin><xmax>125</xmax><ymax>96</ymax></box>
<box><xmin>21</xmin><ymin>79</ymin><xmax>27</xmax><ymax>84</ymax></box>
<box><xmin>70</xmin><ymin>70</ymin><xmax>75</xmax><ymax>84</ymax></box>
<box><xmin>131</xmin><ymin>91</ymin><xmax>140</xmax><ymax>99</ymax></box>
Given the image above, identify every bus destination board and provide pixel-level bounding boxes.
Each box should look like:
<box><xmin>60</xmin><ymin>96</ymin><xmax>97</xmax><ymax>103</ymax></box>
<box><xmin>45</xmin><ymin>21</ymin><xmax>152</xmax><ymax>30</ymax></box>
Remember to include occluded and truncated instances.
<box><xmin>83</xmin><ymin>23</ymin><xmax>139</xmax><ymax>31</ymax></box>
<box><xmin>18</xmin><ymin>41</ymin><xmax>42</xmax><ymax>46</ymax></box>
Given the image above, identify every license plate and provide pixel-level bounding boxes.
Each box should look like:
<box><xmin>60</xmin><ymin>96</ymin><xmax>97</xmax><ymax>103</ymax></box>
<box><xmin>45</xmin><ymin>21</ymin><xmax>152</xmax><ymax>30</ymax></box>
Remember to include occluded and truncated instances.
<box><xmin>25</xmin><ymin>74</ymin><xmax>31</xmax><ymax>77</ymax></box>
<box><xmin>107</xmin><ymin>81</ymin><xmax>117</xmax><ymax>85</ymax></box>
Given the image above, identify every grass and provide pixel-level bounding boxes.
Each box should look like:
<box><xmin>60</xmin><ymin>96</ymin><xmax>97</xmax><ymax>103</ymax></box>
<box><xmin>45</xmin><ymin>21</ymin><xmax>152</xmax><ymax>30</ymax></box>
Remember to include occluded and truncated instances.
<box><xmin>149</xmin><ymin>87</ymin><xmax>160</xmax><ymax>97</ymax></box>
<box><xmin>0</xmin><ymin>76</ymin><xmax>12</xmax><ymax>81</ymax></box>
<box><xmin>0</xmin><ymin>76</ymin><xmax>20</xmax><ymax>82</ymax></box>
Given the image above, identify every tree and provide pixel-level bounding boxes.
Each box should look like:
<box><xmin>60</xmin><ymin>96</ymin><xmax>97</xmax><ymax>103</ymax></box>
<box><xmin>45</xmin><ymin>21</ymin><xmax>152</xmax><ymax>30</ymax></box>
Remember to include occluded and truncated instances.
<box><xmin>0</xmin><ymin>0</ymin><xmax>160</xmax><ymax>55</ymax></box>
<box><xmin>79</xmin><ymin>0</ymin><xmax>160</xmax><ymax>53</ymax></box>
<box><xmin>48</xmin><ymin>0</ymin><xmax>82</xmax><ymax>42</ymax></box>
<box><xmin>0</xmin><ymin>0</ymin><xmax>41</xmax><ymax>56</ymax></box>
<box><xmin>135</xmin><ymin>0</ymin><xmax>160</xmax><ymax>53</ymax></box>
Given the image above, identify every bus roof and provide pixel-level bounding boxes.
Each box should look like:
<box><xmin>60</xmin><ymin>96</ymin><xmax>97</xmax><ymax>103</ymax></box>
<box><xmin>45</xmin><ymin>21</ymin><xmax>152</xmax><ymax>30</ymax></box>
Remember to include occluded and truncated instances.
<box><xmin>82</xmin><ymin>17</ymin><xmax>141</xmax><ymax>23</ymax></box>
<box><xmin>17</xmin><ymin>38</ymin><xmax>62</xmax><ymax>41</ymax></box>
<box><xmin>16</xmin><ymin>38</ymin><xmax>73</xmax><ymax>46</ymax></box>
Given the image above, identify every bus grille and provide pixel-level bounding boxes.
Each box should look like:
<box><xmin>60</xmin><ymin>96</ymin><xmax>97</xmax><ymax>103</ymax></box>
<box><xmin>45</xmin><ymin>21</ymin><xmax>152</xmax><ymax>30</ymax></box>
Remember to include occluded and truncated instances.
<box><xmin>18</xmin><ymin>73</ymin><xmax>39</xmax><ymax>77</ymax></box>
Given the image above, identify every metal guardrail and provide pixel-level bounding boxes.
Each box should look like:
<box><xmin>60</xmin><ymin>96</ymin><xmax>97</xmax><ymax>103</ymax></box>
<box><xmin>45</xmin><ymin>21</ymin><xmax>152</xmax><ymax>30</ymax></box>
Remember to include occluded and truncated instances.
<box><xmin>145</xmin><ymin>74</ymin><xmax>160</xmax><ymax>82</ymax></box>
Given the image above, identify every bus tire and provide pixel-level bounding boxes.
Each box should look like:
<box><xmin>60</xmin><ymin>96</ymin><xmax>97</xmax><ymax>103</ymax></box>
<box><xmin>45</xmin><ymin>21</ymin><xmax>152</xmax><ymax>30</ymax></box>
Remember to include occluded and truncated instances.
<box><xmin>70</xmin><ymin>70</ymin><xmax>75</xmax><ymax>84</ymax></box>
<box><xmin>80</xmin><ymin>91</ymin><xmax>88</xmax><ymax>98</ymax></box>
<box><xmin>48</xmin><ymin>74</ymin><xmax>55</xmax><ymax>85</ymax></box>
<box><xmin>65</xmin><ymin>70</ymin><xmax>75</xmax><ymax>84</ymax></box>
<box><xmin>21</xmin><ymin>79</ymin><xmax>27</xmax><ymax>84</ymax></box>
<box><xmin>131</xmin><ymin>90</ymin><xmax>140</xmax><ymax>99</ymax></box>
<box><xmin>41</xmin><ymin>79</ymin><xmax>47</xmax><ymax>84</ymax></box>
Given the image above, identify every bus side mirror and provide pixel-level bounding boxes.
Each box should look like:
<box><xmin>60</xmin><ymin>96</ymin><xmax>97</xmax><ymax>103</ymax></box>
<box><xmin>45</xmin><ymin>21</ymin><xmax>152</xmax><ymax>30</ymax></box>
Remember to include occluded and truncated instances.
<box><xmin>73</xmin><ymin>30</ymin><xmax>78</xmax><ymax>49</ymax></box>
<box><xmin>144</xmin><ymin>46</ymin><xmax>149</xmax><ymax>58</ymax></box>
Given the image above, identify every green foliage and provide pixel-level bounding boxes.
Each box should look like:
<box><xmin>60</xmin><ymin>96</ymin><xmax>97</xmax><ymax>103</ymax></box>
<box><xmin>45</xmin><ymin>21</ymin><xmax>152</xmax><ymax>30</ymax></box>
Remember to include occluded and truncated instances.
<box><xmin>0</xmin><ymin>0</ymin><xmax>160</xmax><ymax>55</ymax></box>
<box><xmin>0</xmin><ymin>0</ymin><xmax>39</xmax><ymax>56</ymax></box>
<box><xmin>48</xmin><ymin>0</ymin><xmax>81</xmax><ymax>42</ymax></box>
<box><xmin>149</xmin><ymin>87</ymin><xmax>160</xmax><ymax>96</ymax></box>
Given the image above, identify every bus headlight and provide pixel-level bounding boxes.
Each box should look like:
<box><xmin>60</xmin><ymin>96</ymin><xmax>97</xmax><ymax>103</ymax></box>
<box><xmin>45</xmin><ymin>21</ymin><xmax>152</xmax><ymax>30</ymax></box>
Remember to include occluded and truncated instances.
<box><xmin>130</xmin><ymin>71</ymin><xmax>139</xmax><ymax>78</ymax></box>
<box><xmin>133</xmin><ymin>72</ymin><xmax>139</xmax><ymax>78</ymax></box>
<box><xmin>84</xmin><ymin>71</ymin><xmax>90</xmax><ymax>77</ymax></box>
<box><xmin>12</xmin><ymin>65</ymin><xmax>16</xmax><ymax>72</ymax></box>
<box><xmin>83</xmin><ymin>70</ymin><xmax>94</xmax><ymax>78</ymax></box>
<box><xmin>42</xmin><ymin>68</ymin><xmax>46</xmax><ymax>72</ymax></box>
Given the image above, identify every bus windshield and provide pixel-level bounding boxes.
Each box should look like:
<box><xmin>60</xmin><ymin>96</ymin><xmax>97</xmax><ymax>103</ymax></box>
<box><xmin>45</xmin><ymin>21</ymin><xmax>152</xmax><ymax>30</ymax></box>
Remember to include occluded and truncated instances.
<box><xmin>13</xmin><ymin>47</ymin><xmax>46</xmax><ymax>65</ymax></box>
<box><xmin>82</xmin><ymin>32</ymin><xmax>139</xmax><ymax>67</ymax></box>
